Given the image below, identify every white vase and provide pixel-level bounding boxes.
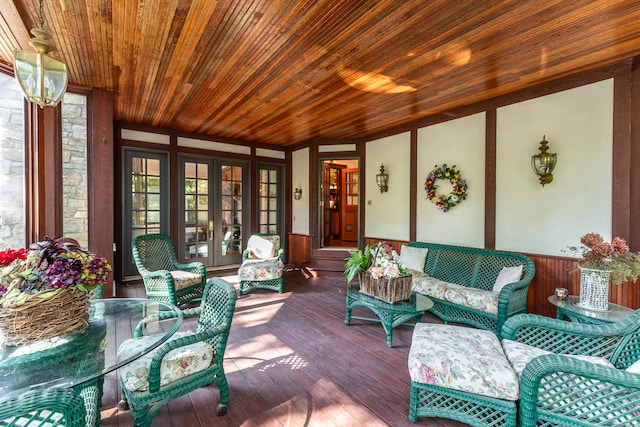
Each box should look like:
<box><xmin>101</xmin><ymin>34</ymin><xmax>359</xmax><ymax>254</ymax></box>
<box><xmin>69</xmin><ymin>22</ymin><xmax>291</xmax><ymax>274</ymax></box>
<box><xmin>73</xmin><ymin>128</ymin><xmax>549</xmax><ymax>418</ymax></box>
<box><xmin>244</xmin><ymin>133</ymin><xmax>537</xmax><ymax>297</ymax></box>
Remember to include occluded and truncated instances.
<box><xmin>578</xmin><ymin>267</ymin><xmax>611</xmax><ymax>311</ymax></box>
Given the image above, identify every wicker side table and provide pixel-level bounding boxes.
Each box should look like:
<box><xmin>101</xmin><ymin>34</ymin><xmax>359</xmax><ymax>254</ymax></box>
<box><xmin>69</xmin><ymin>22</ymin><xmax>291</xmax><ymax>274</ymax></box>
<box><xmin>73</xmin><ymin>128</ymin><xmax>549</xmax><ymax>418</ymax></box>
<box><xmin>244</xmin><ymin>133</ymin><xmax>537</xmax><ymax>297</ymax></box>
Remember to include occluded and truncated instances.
<box><xmin>345</xmin><ymin>285</ymin><xmax>433</xmax><ymax>347</ymax></box>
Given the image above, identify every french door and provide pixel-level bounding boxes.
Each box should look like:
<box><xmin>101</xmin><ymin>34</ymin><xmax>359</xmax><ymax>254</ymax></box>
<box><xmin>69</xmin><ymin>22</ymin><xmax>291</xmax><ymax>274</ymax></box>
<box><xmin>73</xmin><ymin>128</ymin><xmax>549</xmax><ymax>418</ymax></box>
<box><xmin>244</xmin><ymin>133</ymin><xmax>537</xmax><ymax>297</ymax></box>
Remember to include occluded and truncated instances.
<box><xmin>123</xmin><ymin>151</ymin><xmax>248</xmax><ymax>277</ymax></box>
<box><xmin>179</xmin><ymin>156</ymin><xmax>247</xmax><ymax>267</ymax></box>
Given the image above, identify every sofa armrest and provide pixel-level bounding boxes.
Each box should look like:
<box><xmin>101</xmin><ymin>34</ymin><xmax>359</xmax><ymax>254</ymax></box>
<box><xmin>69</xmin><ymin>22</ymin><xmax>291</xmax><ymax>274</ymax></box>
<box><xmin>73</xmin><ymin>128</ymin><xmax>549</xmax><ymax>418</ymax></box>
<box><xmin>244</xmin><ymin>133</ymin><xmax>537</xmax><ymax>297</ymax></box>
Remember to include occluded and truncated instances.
<box><xmin>495</xmin><ymin>280</ymin><xmax>530</xmax><ymax>339</ymax></box>
<box><xmin>519</xmin><ymin>353</ymin><xmax>640</xmax><ymax>427</ymax></box>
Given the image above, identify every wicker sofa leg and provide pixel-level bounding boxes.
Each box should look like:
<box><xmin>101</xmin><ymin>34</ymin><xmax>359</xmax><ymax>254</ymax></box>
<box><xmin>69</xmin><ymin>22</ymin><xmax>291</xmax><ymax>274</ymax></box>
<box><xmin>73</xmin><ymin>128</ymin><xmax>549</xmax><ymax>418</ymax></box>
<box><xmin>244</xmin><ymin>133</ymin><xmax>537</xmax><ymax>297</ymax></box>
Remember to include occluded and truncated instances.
<box><xmin>409</xmin><ymin>381</ymin><xmax>517</xmax><ymax>427</ymax></box>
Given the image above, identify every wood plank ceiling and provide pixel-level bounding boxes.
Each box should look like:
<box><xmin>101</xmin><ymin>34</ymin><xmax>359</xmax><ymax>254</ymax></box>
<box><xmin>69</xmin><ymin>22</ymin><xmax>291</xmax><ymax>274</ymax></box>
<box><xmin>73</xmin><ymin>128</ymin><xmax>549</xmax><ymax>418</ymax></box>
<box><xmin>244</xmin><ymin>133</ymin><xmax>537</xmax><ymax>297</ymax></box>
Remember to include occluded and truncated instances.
<box><xmin>1</xmin><ymin>0</ymin><xmax>640</xmax><ymax>146</ymax></box>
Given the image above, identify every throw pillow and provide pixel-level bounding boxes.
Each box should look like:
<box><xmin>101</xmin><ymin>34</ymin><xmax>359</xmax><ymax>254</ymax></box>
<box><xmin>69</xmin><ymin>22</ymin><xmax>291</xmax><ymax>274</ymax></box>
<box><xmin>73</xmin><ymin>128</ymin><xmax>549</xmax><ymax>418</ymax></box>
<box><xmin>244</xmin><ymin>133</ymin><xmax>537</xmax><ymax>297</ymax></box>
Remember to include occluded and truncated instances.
<box><xmin>492</xmin><ymin>265</ymin><xmax>523</xmax><ymax>293</ymax></box>
<box><xmin>399</xmin><ymin>245</ymin><xmax>428</xmax><ymax>272</ymax></box>
<box><xmin>247</xmin><ymin>235</ymin><xmax>274</xmax><ymax>259</ymax></box>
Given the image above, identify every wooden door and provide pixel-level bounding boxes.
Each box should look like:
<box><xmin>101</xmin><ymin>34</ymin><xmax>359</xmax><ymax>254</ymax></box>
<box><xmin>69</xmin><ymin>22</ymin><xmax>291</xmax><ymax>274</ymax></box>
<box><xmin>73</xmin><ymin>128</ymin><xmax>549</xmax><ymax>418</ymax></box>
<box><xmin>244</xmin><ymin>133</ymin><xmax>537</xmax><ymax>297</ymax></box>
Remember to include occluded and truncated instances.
<box><xmin>321</xmin><ymin>162</ymin><xmax>331</xmax><ymax>247</ymax></box>
<box><xmin>341</xmin><ymin>168</ymin><xmax>358</xmax><ymax>241</ymax></box>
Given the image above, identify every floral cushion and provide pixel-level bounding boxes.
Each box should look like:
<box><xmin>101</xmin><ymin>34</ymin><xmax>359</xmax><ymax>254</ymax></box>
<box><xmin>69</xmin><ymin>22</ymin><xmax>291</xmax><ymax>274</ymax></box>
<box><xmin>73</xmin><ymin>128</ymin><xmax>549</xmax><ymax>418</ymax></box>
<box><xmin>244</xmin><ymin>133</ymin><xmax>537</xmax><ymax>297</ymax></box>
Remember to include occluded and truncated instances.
<box><xmin>170</xmin><ymin>270</ymin><xmax>203</xmax><ymax>291</ymax></box>
<box><xmin>501</xmin><ymin>339</ymin><xmax>615</xmax><ymax>378</ymax></box>
<box><xmin>238</xmin><ymin>257</ymin><xmax>284</xmax><ymax>281</ymax></box>
<box><xmin>118</xmin><ymin>331</ymin><xmax>213</xmax><ymax>392</ymax></box>
<box><xmin>411</xmin><ymin>276</ymin><xmax>498</xmax><ymax>315</ymax></box>
<box><xmin>411</xmin><ymin>274</ymin><xmax>448</xmax><ymax>299</ymax></box>
<box><xmin>408</xmin><ymin>323</ymin><xmax>519</xmax><ymax>400</ymax></box>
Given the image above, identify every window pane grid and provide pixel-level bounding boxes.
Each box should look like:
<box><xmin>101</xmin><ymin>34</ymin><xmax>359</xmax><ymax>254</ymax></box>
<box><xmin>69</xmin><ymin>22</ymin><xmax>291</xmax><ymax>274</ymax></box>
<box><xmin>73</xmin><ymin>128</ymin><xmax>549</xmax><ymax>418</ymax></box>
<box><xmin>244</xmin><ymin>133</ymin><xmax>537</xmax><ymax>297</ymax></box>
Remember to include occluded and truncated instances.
<box><xmin>131</xmin><ymin>157</ymin><xmax>162</xmax><ymax>235</ymax></box>
<box><xmin>258</xmin><ymin>167</ymin><xmax>279</xmax><ymax>234</ymax></box>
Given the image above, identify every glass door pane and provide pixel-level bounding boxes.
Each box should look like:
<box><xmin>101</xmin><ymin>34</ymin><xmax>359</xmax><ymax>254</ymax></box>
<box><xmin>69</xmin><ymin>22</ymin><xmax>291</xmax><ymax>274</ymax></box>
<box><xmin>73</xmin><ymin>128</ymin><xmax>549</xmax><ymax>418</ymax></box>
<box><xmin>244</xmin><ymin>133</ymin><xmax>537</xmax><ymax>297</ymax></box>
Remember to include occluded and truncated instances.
<box><xmin>258</xmin><ymin>166</ymin><xmax>281</xmax><ymax>235</ymax></box>
<box><xmin>123</xmin><ymin>150</ymin><xmax>169</xmax><ymax>276</ymax></box>
<box><xmin>221</xmin><ymin>164</ymin><xmax>244</xmax><ymax>258</ymax></box>
<box><xmin>183</xmin><ymin>161</ymin><xmax>210</xmax><ymax>261</ymax></box>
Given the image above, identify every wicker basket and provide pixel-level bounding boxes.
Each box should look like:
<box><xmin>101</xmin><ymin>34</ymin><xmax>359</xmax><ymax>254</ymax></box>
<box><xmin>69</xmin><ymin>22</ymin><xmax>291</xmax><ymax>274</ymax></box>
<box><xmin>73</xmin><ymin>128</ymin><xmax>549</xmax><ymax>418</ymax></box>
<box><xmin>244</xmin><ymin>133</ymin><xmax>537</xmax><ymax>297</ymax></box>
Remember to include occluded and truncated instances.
<box><xmin>359</xmin><ymin>271</ymin><xmax>413</xmax><ymax>303</ymax></box>
<box><xmin>0</xmin><ymin>287</ymin><xmax>90</xmax><ymax>346</ymax></box>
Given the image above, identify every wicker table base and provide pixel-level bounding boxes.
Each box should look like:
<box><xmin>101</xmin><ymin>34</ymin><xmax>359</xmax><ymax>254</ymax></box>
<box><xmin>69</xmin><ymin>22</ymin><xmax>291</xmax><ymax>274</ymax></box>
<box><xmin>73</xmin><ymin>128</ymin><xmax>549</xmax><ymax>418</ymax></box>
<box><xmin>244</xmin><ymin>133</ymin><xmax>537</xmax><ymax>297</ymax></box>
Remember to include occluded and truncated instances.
<box><xmin>345</xmin><ymin>286</ymin><xmax>433</xmax><ymax>347</ymax></box>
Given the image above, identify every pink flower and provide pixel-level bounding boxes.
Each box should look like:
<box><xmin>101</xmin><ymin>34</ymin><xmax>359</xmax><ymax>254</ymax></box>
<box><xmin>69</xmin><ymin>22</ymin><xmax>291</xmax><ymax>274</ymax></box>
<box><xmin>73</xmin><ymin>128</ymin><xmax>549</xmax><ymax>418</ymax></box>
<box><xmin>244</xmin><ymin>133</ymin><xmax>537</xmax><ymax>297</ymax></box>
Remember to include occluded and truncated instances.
<box><xmin>581</xmin><ymin>233</ymin><xmax>604</xmax><ymax>249</ymax></box>
<box><xmin>419</xmin><ymin>366</ymin><xmax>437</xmax><ymax>384</ymax></box>
<box><xmin>612</xmin><ymin>237</ymin><xmax>630</xmax><ymax>254</ymax></box>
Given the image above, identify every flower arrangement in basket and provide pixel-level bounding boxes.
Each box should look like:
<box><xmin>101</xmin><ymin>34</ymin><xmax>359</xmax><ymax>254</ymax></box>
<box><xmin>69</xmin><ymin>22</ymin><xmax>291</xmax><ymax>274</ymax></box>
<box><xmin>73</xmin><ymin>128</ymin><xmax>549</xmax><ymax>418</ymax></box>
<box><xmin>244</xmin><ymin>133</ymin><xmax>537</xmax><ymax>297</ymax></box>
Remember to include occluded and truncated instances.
<box><xmin>344</xmin><ymin>242</ymin><xmax>411</xmax><ymax>303</ymax></box>
<box><xmin>565</xmin><ymin>233</ymin><xmax>640</xmax><ymax>285</ymax></box>
<box><xmin>0</xmin><ymin>236</ymin><xmax>111</xmax><ymax>345</ymax></box>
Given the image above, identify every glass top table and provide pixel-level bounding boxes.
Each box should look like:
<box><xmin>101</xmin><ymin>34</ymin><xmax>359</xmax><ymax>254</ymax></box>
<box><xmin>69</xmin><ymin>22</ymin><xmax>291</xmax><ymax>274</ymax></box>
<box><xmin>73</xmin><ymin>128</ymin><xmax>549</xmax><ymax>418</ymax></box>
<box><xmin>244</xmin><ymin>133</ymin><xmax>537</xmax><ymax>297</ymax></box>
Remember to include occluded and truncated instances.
<box><xmin>0</xmin><ymin>298</ymin><xmax>183</xmax><ymax>395</ymax></box>
<box><xmin>547</xmin><ymin>295</ymin><xmax>634</xmax><ymax>324</ymax></box>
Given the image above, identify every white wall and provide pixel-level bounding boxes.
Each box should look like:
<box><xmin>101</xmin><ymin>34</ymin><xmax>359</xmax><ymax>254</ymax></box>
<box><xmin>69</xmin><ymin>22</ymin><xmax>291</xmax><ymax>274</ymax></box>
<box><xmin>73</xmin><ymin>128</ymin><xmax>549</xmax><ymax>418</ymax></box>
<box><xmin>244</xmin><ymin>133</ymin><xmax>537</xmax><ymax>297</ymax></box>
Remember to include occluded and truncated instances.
<box><xmin>416</xmin><ymin>113</ymin><xmax>486</xmax><ymax>247</ymax></box>
<box><xmin>496</xmin><ymin>79</ymin><xmax>613</xmax><ymax>256</ymax></box>
<box><xmin>365</xmin><ymin>132</ymin><xmax>411</xmax><ymax>241</ymax></box>
<box><xmin>291</xmin><ymin>148</ymin><xmax>310</xmax><ymax>235</ymax></box>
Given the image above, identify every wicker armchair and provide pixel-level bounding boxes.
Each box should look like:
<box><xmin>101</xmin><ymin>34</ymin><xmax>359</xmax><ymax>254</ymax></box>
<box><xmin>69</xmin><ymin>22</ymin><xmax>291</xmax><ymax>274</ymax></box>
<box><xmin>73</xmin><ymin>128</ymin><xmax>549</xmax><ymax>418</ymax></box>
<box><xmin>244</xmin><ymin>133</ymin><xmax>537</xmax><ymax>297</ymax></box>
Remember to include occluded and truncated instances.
<box><xmin>117</xmin><ymin>277</ymin><xmax>237</xmax><ymax>427</ymax></box>
<box><xmin>238</xmin><ymin>234</ymin><xmax>285</xmax><ymax>295</ymax></box>
<box><xmin>0</xmin><ymin>388</ymin><xmax>86</xmax><ymax>427</ymax></box>
<box><xmin>132</xmin><ymin>233</ymin><xmax>206</xmax><ymax>307</ymax></box>
<box><xmin>502</xmin><ymin>310</ymin><xmax>640</xmax><ymax>427</ymax></box>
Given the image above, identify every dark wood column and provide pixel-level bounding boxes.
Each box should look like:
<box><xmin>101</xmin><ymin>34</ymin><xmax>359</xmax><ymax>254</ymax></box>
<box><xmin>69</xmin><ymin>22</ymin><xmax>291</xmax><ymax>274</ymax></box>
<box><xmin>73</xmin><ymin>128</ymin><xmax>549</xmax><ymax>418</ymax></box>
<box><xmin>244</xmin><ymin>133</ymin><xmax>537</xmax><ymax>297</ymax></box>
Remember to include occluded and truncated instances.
<box><xmin>25</xmin><ymin>101</ymin><xmax>62</xmax><ymax>242</ymax></box>
<box><xmin>89</xmin><ymin>89</ymin><xmax>115</xmax><ymax>295</ymax></box>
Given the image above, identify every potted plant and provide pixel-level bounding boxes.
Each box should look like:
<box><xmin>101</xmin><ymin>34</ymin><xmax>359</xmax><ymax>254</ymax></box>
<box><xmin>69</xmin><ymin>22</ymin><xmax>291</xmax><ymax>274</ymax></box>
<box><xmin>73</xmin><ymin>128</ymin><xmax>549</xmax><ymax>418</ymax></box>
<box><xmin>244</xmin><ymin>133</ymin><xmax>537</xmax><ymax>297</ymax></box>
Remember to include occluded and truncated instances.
<box><xmin>566</xmin><ymin>233</ymin><xmax>640</xmax><ymax>310</ymax></box>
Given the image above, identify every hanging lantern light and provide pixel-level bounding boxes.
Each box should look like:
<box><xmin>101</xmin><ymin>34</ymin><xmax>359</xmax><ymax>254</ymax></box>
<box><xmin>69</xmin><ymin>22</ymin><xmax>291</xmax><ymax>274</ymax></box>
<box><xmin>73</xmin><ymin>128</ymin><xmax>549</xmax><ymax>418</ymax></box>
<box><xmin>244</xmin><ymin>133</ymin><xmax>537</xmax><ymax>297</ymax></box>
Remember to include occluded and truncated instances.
<box><xmin>14</xmin><ymin>0</ymin><xmax>68</xmax><ymax>108</ymax></box>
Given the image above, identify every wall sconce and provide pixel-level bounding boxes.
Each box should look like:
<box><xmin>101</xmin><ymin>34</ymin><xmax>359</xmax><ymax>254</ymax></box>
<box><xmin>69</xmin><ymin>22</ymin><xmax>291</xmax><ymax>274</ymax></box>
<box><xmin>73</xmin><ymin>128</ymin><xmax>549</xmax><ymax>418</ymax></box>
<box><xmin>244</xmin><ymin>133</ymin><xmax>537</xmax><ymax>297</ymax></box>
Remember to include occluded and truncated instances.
<box><xmin>531</xmin><ymin>136</ymin><xmax>557</xmax><ymax>186</ymax></box>
<box><xmin>376</xmin><ymin>163</ymin><xmax>389</xmax><ymax>193</ymax></box>
<box><xmin>14</xmin><ymin>0</ymin><xmax>68</xmax><ymax>107</ymax></box>
<box><xmin>293</xmin><ymin>187</ymin><xmax>302</xmax><ymax>200</ymax></box>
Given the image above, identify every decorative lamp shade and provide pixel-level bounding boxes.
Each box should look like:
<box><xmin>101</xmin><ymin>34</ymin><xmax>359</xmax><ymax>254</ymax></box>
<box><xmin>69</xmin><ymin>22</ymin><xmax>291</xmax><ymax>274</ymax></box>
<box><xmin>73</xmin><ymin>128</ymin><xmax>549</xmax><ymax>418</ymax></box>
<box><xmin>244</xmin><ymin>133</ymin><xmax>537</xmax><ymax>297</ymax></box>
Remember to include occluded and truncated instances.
<box><xmin>531</xmin><ymin>136</ymin><xmax>557</xmax><ymax>186</ymax></box>
<box><xmin>14</xmin><ymin>27</ymin><xmax>68</xmax><ymax>108</ymax></box>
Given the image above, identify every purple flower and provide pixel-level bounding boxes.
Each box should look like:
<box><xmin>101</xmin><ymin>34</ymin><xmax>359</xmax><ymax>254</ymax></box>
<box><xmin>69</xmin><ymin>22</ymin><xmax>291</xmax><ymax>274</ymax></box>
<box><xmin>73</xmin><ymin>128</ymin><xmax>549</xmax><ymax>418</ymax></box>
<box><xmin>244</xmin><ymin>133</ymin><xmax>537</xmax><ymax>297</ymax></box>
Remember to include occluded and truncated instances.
<box><xmin>43</xmin><ymin>258</ymin><xmax>83</xmax><ymax>288</ymax></box>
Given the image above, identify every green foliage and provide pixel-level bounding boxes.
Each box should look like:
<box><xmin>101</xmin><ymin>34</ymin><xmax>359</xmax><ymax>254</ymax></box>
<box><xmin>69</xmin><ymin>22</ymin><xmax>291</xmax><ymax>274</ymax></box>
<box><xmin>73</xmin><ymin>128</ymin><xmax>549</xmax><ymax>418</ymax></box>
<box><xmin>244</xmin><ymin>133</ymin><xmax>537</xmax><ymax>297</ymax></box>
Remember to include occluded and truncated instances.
<box><xmin>343</xmin><ymin>245</ymin><xmax>373</xmax><ymax>283</ymax></box>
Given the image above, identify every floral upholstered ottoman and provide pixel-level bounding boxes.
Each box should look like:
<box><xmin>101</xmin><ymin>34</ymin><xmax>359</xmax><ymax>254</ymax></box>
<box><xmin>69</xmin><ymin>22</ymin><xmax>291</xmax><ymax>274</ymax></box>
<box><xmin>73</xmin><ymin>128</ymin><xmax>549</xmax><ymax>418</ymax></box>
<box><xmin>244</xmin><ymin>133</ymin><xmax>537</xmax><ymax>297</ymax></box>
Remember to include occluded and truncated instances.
<box><xmin>407</xmin><ymin>323</ymin><xmax>518</xmax><ymax>427</ymax></box>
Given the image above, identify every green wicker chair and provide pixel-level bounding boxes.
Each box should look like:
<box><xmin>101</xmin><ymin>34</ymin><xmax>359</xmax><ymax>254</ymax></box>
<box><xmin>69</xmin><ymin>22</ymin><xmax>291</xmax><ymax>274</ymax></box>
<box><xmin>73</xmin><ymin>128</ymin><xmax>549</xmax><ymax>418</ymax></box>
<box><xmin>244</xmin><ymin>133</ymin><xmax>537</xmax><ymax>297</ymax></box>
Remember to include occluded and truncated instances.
<box><xmin>132</xmin><ymin>233</ymin><xmax>206</xmax><ymax>307</ymax></box>
<box><xmin>502</xmin><ymin>310</ymin><xmax>640</xmax><ymax>426</ymax></box>
<box><xmin>238</xmin><ymin>234</ymin><xmax>285</xmax><ymax>295</ymax></box>
<box><xmin>0</xmin><ymin>388</ymin><xmax>86</xmax><ymax>426</ymax></box>
<box><xmin>117</xmin><ymin>277</ymin><xmax>237</xmax><ymax>427</ymax></box>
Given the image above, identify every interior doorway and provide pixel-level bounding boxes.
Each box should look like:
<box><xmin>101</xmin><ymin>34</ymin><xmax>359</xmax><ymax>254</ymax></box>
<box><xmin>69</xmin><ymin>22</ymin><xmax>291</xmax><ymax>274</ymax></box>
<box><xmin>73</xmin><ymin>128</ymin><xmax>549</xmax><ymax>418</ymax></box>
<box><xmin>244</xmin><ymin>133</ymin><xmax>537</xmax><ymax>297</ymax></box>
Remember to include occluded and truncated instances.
<box><xmin>320</xmin><ymin>159</ymin><xmax>359</xmax><ymax>248</ymax></box>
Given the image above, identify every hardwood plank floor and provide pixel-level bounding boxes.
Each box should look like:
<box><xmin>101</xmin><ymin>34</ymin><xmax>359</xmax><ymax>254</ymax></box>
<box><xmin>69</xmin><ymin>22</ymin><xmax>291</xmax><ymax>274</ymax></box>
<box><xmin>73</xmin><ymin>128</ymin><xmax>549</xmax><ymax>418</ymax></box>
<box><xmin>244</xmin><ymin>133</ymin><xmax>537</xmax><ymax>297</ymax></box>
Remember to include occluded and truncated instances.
<box><xmin>100</xmin><ymin>268</ymin><xmax>468</xmax><ymax>426</ymax></box>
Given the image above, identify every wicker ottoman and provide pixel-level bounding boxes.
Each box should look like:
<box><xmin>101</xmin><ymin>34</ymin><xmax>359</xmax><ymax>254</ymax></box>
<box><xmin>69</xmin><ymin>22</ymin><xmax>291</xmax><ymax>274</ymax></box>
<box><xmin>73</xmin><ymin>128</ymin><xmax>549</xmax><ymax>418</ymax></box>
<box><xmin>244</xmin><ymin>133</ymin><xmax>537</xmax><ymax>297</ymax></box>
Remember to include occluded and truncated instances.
<box><xmin>407</xmin><ymin>323</ymin><xmax>518</xmax><ymax>427</ymax></box>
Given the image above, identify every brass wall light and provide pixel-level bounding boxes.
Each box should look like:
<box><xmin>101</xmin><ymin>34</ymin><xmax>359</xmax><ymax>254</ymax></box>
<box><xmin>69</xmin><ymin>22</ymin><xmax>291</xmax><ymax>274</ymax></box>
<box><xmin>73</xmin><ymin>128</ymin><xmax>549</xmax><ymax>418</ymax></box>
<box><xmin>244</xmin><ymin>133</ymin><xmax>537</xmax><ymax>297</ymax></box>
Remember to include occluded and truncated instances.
<box><xmin>293</xmin><ymin>187</ymin><xmax>302</xmax><ymax>200</ymax></box>
<box><xmin>14</xmin><ymin>0</ymin><xmax>68</xmax><ymax>107</ymax></box>
<box><xmin>376</xmin><ymin>163</ymin><xmax>389</xmax><ymax>193</ymax></box>
<box><xmin>531</xmin><ymin>136</ymin><xmax>557</xmax><ymax>186</ymax></box>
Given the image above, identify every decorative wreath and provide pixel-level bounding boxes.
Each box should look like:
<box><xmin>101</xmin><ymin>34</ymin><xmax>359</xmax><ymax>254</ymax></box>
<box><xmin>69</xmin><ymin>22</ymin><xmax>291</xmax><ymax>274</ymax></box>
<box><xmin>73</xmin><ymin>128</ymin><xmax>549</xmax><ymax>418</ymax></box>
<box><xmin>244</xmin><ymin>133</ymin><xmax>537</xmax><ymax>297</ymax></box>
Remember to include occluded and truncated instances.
<box><xmin>424</xmin><ymin>164</ymin><xmax>468</xmax><ymax>212</ymax></box>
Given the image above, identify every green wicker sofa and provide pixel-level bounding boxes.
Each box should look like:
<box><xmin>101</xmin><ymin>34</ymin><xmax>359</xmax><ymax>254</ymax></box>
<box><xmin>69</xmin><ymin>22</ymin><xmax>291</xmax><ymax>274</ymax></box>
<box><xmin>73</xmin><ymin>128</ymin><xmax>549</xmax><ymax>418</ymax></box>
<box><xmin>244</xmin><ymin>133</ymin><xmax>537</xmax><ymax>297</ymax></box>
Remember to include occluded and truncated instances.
<box><xmin>406</xmin><ymin>242</ymin><xmax>535</xmax><ymax>338</ymax></box>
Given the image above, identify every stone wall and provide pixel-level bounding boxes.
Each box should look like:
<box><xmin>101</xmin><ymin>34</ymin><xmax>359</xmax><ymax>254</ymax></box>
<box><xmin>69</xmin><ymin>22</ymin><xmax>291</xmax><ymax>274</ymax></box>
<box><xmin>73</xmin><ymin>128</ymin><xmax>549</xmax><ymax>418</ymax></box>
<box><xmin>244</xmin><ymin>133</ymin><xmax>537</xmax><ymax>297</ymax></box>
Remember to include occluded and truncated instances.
<box><xmin>0</xmin><ymin>74</ymin><xmax>25</xmax><ymax>250</ymax></box>
<box><xmin>61</xmin><ymin>93</ymin><xmax>88</xmax><ymax>248</ymax></box>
